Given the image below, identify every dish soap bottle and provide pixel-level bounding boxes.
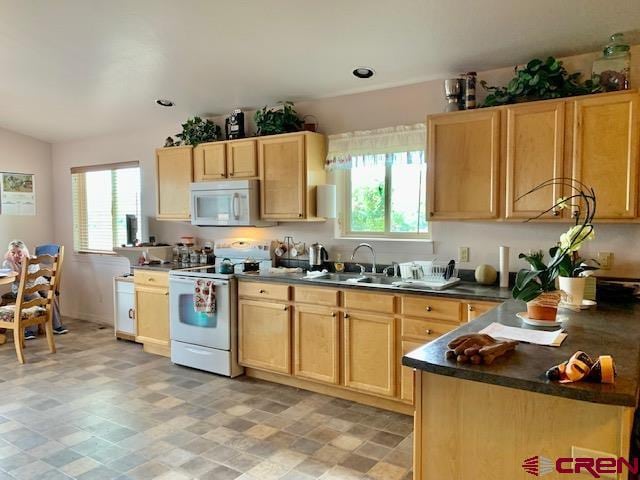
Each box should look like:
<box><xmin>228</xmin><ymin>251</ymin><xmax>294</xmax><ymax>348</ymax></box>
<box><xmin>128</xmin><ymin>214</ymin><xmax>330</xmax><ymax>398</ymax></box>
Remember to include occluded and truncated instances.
<box><xmin>334</xmin><ymin>254</ymin><xmax>345</xmax><ymax>273</ymax></box>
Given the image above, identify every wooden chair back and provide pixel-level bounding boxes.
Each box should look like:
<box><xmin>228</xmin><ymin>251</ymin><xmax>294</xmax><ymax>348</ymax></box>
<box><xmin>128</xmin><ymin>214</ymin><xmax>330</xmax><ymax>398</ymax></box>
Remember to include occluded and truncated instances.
<box><xmin>14</xmin><ymin>247</ymin><xmax>64</xmax><ymax>322</ymax></box>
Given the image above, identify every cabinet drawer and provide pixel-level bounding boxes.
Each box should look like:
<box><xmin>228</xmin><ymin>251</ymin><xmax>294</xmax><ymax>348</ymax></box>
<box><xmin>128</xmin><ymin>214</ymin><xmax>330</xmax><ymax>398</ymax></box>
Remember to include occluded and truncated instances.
<box><xmin>344</xmin><ymin>290</ymin><xmax>394</xmax><ymax>314</ymax></box>
<box><xmin>401</xmin><ymin>317</ymin><xmax>459</xmax><ymax>342</ymax></box>
<box><xmin>239</xmin><ymin>281</ymin><xmax>290</xmax><ymax>301</ymax></box>
<box><xmin>133</xmin><ymin>270</ymin><xmax>169</xmax><ymax>288</ymax></box>
<box><xmin>401</xmin><ymin>295</ymin><xmax>461</xmax><ymax>322</ymax></box>
<box><xmin>294</xmin><ymin>286</ymin><xmax>338</xmax><ymax>306</ymax></box>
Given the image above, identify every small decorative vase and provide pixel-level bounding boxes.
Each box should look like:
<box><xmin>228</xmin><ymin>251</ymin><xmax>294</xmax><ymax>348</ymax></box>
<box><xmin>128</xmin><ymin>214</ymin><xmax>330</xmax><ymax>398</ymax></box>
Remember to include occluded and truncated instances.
<box><xmin>559</xmin><ymin>276</ymin><xmax>586</xmax><ymax>307</ymax></box>
<box><xmin>526</xmin><ymin>291</ymin><xmax>562</xmax><ymax>321</ymax></box>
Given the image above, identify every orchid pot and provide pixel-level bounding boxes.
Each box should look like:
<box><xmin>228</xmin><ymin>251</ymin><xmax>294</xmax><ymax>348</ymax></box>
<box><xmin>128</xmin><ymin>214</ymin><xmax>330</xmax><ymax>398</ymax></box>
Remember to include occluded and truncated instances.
<box><xmin>558</xmin><ymin>276</ymin><xmax>586</xmax><ymax>306</ymax></box>
<box><xmin>526</xmin><ymin>291</ymin><xmax>562</xmax><ymax>321</ymax></box>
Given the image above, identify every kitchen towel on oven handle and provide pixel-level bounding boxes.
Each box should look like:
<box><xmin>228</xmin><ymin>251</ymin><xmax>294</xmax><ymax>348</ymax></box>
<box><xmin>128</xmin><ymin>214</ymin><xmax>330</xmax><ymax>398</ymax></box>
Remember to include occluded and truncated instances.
<box><xmin>194</xmin><ymin>279</ymin><xmax>216</xmax><ymax>314</ymax></box>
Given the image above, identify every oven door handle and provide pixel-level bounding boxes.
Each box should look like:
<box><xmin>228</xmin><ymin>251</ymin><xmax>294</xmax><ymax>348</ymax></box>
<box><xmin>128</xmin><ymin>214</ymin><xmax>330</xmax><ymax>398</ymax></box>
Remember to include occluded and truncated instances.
<box><xmin>170</xmin><ymin>277</ymin><xmax>228</xmax><ymax>287</ymax></box>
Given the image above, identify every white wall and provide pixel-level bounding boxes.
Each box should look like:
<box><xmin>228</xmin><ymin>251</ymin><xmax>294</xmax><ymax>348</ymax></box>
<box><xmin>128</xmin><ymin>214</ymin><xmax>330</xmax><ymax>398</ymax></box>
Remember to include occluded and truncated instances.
<box><xmin>0</xmin><ymin>128</ymin><xmax>53</xmax><ymax>295</ymax></box>
<box><xmin>52</xmin><ymin>46</ymin><xmax>640</xmax><ymax>324</ymax></box>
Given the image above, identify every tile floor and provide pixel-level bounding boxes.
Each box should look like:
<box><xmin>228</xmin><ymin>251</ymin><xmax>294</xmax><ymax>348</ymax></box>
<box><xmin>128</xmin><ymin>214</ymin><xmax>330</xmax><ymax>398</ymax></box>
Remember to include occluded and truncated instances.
<box><xmin>0</xmin><ymin>319</ymin><xmax>414</xmax><ymax>480</ymax></box>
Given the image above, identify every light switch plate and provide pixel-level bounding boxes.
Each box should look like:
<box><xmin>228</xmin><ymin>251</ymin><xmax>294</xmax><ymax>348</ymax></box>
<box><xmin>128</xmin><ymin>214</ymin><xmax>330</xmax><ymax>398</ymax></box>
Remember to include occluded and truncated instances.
<box><xmin>458</xmin><ymin>247</ymin><xmax>469</xmax><ymax>263</ymax></box>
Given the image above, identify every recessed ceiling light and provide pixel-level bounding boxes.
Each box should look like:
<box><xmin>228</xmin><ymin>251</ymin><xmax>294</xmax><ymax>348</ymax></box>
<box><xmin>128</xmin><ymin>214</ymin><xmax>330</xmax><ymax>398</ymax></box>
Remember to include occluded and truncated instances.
<box><xmin>352</xmin><ymin>67</ymin><xmax>375</xmax><ymax>79</ymax></box>
<box><xmin>156</xmin><ymin>99</ymin><xmax>175</xmax><ymax>107</ymax></box>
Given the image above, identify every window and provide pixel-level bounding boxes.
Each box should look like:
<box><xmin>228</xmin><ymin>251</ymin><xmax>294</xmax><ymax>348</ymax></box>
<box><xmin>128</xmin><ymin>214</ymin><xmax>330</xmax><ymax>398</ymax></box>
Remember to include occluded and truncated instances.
<box><xmin>71</xmin><ymin>162</ymin><xmax>141</xmax><ymax>253</ymax></box>
<box><xmin>344</xmin><ymin>152</ymin><xmax>428</xmax><ymax>238</ymax></box>
<box><xmin>326</xmin><ymin>124</ymin><xmax>428</xmax><ymax>239</ymax></box>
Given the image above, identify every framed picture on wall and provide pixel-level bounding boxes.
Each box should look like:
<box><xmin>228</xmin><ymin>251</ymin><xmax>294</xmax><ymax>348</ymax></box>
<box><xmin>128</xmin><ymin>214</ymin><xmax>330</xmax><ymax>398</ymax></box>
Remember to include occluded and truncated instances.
<box><xmin>0</xmin><ymin>172</ymin><xmax>36</xmax><ymax>216</ymax></box>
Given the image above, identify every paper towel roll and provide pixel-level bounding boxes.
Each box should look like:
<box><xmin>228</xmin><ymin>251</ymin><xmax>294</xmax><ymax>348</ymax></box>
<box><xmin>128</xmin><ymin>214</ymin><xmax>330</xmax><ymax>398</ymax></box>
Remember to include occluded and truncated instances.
<box><xmin>499</xmin><ymin>246</ymin><xmax>510</xmax><ymax>288</ymax></box>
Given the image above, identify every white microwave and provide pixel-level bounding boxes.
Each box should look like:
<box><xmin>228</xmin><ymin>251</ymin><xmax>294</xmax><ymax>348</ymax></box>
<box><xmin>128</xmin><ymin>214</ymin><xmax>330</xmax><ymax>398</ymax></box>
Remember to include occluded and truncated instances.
<box><xmin>190</xmin><ymin>180</ymin><xmax>275</xmax><ymax>227</ymax></box>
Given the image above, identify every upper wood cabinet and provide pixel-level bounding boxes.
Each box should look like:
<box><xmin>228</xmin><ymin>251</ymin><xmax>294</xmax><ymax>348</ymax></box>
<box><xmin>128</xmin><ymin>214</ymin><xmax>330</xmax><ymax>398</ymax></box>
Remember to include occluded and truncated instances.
<box><xmin>227</xmin><ymin>140</ymin><xmax>258</xmax><ymax>178</ymax></box>
<box><xmin>258</xmin><ymin>132</ymin><xmax>327</xmax><ymax>220</ymax></box>
<box><xmin>504</xmin><ymin>101</ymin><xmax>566</xmax><ymax>219</ymax></box>
<box><xmin>194</xmin><ymin>142</ymin><xmax>227</xmax><ymax>181</ymax></box>
<box><xmin>427</xmin><ymin>109</ymin><xmax>500</xmax><ymax>220</ymax></box>
<box><xmin>194</xmin><ymin>139</ymin><xmax>258</xmax><ymax>181</ymax></box>
<box><xmin>156</xmin><ymin>146</ymin><xmax>193</xmax><ymax>221</ymax></box>
<box><xmin>570</xmin><ymin>92</ymin><xmax>639</xmax><ymax>219</ymax></box>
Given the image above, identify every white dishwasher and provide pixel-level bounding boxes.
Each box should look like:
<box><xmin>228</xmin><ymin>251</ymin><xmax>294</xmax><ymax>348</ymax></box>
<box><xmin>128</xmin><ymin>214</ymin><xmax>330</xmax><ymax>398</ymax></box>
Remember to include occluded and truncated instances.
<box><xmin>113</xmin><ymin>276</ymin><xmax>135</xmax><ymax>340</ymax></box>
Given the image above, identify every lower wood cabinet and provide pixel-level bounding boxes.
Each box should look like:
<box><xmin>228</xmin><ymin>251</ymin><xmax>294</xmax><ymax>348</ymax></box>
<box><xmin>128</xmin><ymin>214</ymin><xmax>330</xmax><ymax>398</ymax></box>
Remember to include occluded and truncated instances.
<box><xmin>238</xmin><ymin>299</ymin><xmax>291</xmax><ymax>374</ymax></box>
<box><xmin>294</xmin><ymin>304</ymin><xmax>340</xmax><ymax>385</ymax></box>
<box><xmin>465</xmin><ymin>300</ymin><xmax>500</xmax><ymax>322</ymax></box>
<box><xmin>400</xmin><ymin>339</ymin><xmax>424</xmax><ymax>403</ymax></box>
<box><xmin>343</xmin><ymin>311</ymin><xmax>396</xmax><ymax>398</ymax></box>
<box><xmin>135</xmin><ymin>284</ymin><xmax>170</xmax><ymax>357</ymax></box>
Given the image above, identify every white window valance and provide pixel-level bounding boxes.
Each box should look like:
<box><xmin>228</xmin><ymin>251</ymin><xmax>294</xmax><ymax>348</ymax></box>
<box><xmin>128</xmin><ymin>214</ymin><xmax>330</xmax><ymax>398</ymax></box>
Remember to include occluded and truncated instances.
<box><xmin>325</xmin><ymin>123</ymin><xmax>425</xmax><ymax>170</ymax></box>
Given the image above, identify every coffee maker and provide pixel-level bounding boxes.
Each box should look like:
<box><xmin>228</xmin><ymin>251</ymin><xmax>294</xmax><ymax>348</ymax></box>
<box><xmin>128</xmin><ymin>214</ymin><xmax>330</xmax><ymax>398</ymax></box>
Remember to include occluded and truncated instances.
<box><xmin>225</xmin><ymin>109</ymin><xmax>245</xmax><ymax>140</ymax></box>
<box><xmin>308</xmin><ymin>243</ymin><xmax>329</xmax><ymax>270</ymax></box>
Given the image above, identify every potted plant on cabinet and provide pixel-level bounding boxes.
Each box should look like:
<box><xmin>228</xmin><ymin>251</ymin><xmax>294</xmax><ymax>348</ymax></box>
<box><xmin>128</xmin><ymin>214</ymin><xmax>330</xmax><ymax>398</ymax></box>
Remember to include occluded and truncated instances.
<box><xmin>512</xmin><ymin>178</ymin><xmax>597</xmax><ymax>321</ymax></box>
<box><xmin>254</xmin><ymin>101</ymin><xmax>303</xmax><ymax>136</ymax></box>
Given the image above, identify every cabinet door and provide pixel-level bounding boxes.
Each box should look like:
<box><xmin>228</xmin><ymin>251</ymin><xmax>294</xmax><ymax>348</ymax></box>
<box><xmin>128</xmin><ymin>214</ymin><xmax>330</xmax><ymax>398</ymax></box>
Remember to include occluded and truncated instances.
<box><xmin>400</xmin><ymin>340</ymin><xmax>423</xmax><ymax>404</ymax></box>
<box><xmin>238</xmin><ymin>299</ymin><xmax>291</xmax><ymax>374</ymax></box>
<box><xmin>135</xmin><ymin>286</ymin><xmax>169</xmax><ymax>346</ymax></box>
<box><xmin>294</xmin><ymin>305</ymin><xmax>340</xmax><ymax>385</ymax></box>
<box><xmin>343</xmin><ymin>311</ymin><xmax>395</xmax><ymax>397</ymax></box>
<box><xmin>504</xmin><ymin>101</ymin><xmax>565</xmax><ymax>219</ymax></box>
<box><xmin>427</xmin><ymin>110</ymin><xmax>500</xmax><ymax>219</ymax></box>
<box><xmin>465</xmin><ymin>301</ymin><xmax>499</xmax><ymax>322</ymax></box>
<box><xmin>227</xmin><ymin>140</ymin><xmax>258</xmax><ymax>178</ymax></box>
<box><xmin>194</xmin><ymin>142</ymin><xmax>227</xmax><ymax>181</ymax></box>
<box><xmin>115</xmin><ymin>281</ymin><xmax>135</xmax><ymax>336</ymax></box>
<box><xmin>571</xmin><ymin>92</ymin><xmax>639</xmax><ymax>219</ymax></box>
<box><xmin>156</xmin><ymin>147</ymin><xmax>193</xmax><ymax>220</ymax></box>
<box><xmin>259</xmin><ymin>134</ymin><xmax>305</xmax><ymax>219</ymax></box>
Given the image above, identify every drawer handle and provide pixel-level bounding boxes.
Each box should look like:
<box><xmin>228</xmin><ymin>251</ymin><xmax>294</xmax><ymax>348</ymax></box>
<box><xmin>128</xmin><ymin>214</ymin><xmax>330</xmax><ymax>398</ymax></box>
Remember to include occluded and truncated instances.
<box><xmin>128</xmin><ymin>308</ymin><xmax>134</xmax><ymax>319</ymax></box>
<box><xmin>468</xmin><ymin>306</ymin><xmax>474</xmax><ymax>312</ymax></box>
<box><xmin>258</xmin><ymin>289</ymin><xmax>266</xmax><ymax>293</ymax></box>
<box><xmin>425</xmin><ymin>329</ymin><xmax>433</xmax><ymax>335</ymax></box>
<box><xmin>552</xmin><ymin>210</ymin><xmax>559</xmax><ymax>217</ymax></box>
<box><xmin>283</xmin><ymin>306</ymin><xmax>288</xmax><ymax>311</ymax></box>
<box><xmin>425</xmin><ymin>306</ymin><xmax>432</xmax><ymax>312</ymax></box>
<box><xmin>148</xmin><ymin>277</ymin><xmax>155</xmax><ymax>282</ymax></box>
<box><xmin>345</xmin><ymin>313</ymin><xmax>350</xmax><ymax>319</ymax></box>
<box><xmin>331</xmin><ymin>312</ymin><xmax>336</xmax><ymax>317</ymax></box>
<box><xmin>229</xmin><ymin>172</ymin><xmax>234</xmax><ymax>176</ymax></box>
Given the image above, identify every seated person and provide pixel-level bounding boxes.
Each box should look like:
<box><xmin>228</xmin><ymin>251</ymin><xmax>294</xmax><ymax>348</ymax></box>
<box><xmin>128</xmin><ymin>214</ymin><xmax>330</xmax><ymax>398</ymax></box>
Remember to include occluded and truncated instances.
<box><xmin>2</xmin><ymin>240</ymin><xmax>68</xmax><ymax>340</ymax></box>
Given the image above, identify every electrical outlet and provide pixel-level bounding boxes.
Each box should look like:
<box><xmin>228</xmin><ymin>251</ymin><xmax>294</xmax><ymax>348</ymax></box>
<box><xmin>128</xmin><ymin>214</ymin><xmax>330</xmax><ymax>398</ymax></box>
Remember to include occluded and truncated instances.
<box><xmin>597</xmin><ymin>252</ymin><xmax>613</xmax><ymax>270</ymax></box>
<box><xmin>458</xmin><ymin>247</ymin><xmax>470</xmax><ymax>263</ymax></box>
<box><xmin>570</xmin><ymin>446</ymin><xmax>617</xmax><ymax>479</ymax></box>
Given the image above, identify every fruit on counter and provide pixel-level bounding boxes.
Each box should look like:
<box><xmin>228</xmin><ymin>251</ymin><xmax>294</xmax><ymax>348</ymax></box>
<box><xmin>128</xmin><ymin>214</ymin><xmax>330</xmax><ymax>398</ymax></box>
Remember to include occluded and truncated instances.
<box><xmin>475</xmin><ymin>264</ymin><xmax>497</xmax><ymax>285</ymax></box>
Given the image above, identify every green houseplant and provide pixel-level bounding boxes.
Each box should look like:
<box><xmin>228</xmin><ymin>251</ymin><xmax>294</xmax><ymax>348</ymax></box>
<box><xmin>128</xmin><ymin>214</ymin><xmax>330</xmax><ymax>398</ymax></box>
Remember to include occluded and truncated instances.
<box><xmin>254</xmin><ymin>101</ymin><xmax>303</xmax><ymax>136</ymax></box>
<box><xmin>512</xmin><ymin>178</ymin><xmax>597</xmax><ymax>320</ymax></box>
<box><xmin>480</xmin><ymin>57</ymin><xmax>603</xmax><ymax>107</ymax></box>
<box><xmin>164</xmin><ymin>117</ymin><xmax>222</xmax><ymax>147</ymax></box>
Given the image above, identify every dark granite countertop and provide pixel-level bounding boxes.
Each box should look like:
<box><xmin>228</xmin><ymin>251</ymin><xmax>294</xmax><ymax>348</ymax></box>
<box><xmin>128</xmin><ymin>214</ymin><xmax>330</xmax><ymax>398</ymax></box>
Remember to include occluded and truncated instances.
<box><xmin>403</xmin><ymin>299</ymin><xmax>640</xmax><ymax>407</ymax></box>
<box><xmin>236</xmin><ymin>271</ymin><xmax>512</xmax><ymax>302</ymax></box>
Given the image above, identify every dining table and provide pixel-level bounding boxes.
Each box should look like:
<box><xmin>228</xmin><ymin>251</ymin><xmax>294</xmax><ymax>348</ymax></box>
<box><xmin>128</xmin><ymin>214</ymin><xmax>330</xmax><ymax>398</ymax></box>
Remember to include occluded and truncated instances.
<box><xmin>0</xmin><ymin>272</ymin><xmax>17</xmax><ymax>345</ymax></box>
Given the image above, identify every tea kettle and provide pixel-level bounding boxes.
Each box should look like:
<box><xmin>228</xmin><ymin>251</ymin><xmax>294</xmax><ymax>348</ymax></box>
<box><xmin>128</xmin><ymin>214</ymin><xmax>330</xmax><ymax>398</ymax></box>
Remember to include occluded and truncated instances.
<box><xmin>219</xmin><ymin>258</ymin><xmax>235</xmax><ymax>274</ymax></box>
<box><xmin>309</xmin><ymin>243</ymin><xmax>329</xmax><ymax>270</ymax></box>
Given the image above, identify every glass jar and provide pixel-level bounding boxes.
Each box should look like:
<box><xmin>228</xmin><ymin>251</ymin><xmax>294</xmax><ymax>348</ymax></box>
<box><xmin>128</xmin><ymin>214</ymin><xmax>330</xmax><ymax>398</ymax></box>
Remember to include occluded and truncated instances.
<box><xmin>592</xmin><ymin>33</ymin><xmax>630</xmax><ymax>91</ymax></box>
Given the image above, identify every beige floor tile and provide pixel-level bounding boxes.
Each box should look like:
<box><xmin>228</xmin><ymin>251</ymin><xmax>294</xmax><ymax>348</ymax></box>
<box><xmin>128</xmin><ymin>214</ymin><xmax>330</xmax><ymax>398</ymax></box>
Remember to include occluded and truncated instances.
<box><xmin>367</xmin><ymin>461</ymin><xmax>408</xmax><ymax>480</ymax></box>
<box><xmin>330</xmin><ymin>434</ymin><xmax>363</xmax><ymax>451</ymax></box>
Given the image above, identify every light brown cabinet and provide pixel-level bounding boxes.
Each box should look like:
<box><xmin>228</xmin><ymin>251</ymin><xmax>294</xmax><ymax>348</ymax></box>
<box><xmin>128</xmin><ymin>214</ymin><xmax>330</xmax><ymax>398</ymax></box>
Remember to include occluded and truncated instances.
<box><xmin>570</xmin><ymin>92</ymin><xmax>639</xmax><ymax>219</ymax></box>
<box><xmin>428</xmin><ymin>89</ymin><xmax>640</xmax><ymax>222</ymax></box>
<box><xmin>238</xmin><ymin>299</ymin><xmax>291</xmax><ymax>374</ymax></box>
<box><xmin>465</xmin><ymin>300</ymin><xmax>500</xmax><ymax>322</ymax></box>
<box><xmin>294</xmin><ymin>304</ymin><xmax>340</xmax><ymax>385</ymax></box>
<box><xmin>400</xmin><ymin>339</ymin><xmax>423</xmax><ymax>403</ymax></box>
<box><xmin>343</xmin><ymin>311</ymin><xmax>396</xmax><ymax>397</ymax></box>
<box><xmin>194</xmin><ymin>142</ymin><xmax>227</xmax><ymax>181</ymax></box>
<box><xmin>156</xmin><ymin>146</ymin><xmax>193</xmax><ymax>220</ymax></box>
<box><xmin>258</xmin><ymin>132</ymin><xmax>327</xmax><ymax>220</ymax></box>
<box><xmin>194</xmin><ymin>139</ymin><xmax>258</xmax><ymax>181</ymax></box>
<box><xmin>427</xmin><ymin>109</ymin><xmax>500</xmax><ymax>220</ymax></box>
<box><xmin>504</xmin><ymin>101</ymin><xmax>566</xmax><ymax>219</ymax></box>
<box><xmin>134</xmin><ymin>271</ymin><xmax>170</xmax><ymax>357</ymax></box>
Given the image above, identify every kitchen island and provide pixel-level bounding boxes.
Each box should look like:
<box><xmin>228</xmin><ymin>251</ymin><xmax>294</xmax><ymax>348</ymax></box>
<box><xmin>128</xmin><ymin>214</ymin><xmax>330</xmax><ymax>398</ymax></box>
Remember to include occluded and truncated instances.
<box><xmin>403</xmin><ymin>300</ymin><xmax>640</xmax><ymax>479</ymax></box>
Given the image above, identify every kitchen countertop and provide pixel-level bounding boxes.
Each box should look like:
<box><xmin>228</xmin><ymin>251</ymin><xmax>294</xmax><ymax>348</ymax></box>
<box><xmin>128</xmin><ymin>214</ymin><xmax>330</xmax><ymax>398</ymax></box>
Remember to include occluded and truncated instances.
<box><xmin>236</xmin><ymin>271</ymin><xmax>512</xmax><ymax>302</ymax></box>
<box><xmin>403</xmin><ymin>299</ymin><xmax>640</xmax><ymax>407</ymax></box>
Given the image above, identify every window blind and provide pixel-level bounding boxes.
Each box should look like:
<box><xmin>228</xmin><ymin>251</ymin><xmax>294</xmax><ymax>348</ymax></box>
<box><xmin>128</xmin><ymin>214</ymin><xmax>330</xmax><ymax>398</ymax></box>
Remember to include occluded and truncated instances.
<box><xmin>71</xmin><ymin>163</ymin><xmax>141</xmax><ymax>253</ymax></box>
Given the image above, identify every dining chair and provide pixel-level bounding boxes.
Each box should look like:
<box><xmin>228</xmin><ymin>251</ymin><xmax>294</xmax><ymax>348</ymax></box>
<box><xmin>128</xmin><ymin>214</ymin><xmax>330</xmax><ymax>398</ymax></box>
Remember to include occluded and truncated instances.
<box><xmin>0</xmin><ymin>247</ymin><xmax>64</xmax><ymax>363</ymax></box>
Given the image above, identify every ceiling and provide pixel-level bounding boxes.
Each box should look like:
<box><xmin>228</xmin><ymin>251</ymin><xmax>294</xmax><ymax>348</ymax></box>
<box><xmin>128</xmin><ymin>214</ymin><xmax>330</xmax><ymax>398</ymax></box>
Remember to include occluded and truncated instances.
<box><xmin>1</xmin><ymin>0</ymin><xmax>639</xmax><ymax>142</ymax></box>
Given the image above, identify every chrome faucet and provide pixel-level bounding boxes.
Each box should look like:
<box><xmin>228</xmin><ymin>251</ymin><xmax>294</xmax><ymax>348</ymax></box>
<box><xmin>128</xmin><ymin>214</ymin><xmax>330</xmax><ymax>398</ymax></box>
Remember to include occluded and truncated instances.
<box><xmin>351</xmin><ymin>243</ymin><xmax>377</xmax><ymax>274</ymax></box>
